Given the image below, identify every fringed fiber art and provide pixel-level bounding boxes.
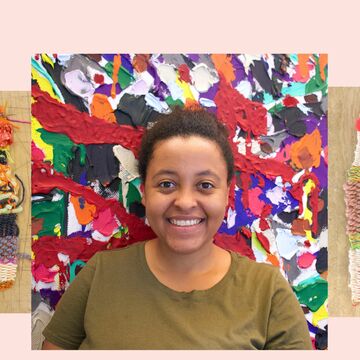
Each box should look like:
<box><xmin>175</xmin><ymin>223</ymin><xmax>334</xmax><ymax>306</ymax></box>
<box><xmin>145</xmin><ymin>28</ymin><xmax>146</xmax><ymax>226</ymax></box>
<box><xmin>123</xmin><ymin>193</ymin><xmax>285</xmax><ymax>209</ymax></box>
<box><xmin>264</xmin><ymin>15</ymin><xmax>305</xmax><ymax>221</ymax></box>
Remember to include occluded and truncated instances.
<box><xmin>345</xmin><ymin>118</ymin><xmax>360</xmax><ymax>304</ymax></box>
<box><xmin>0</xmin><ymin>106</ymin><xmax>23</xmax><ymax>290</ymax></box>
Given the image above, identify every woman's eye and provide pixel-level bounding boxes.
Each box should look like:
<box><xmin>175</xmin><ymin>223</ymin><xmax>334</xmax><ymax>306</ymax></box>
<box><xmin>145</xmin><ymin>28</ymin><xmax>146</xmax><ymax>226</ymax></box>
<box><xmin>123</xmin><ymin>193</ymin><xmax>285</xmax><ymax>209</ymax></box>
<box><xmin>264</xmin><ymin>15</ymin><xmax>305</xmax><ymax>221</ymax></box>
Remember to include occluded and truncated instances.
<box><xmin>198</xmin><ymin>182</ymin><xmax>214</xmax><ymax>190</ymax></box>
<box><xmin>159</xmin><ymin>181</ymin><xmax>175</xmax><ymax>189</ymax></box>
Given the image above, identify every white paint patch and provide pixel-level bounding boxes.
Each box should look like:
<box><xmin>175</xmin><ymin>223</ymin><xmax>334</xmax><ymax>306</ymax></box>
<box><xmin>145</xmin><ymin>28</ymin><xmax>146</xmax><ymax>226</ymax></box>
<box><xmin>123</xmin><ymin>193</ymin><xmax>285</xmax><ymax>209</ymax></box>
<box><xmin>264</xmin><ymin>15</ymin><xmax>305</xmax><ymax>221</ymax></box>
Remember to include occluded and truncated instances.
<box><xmin>57</xmin><ymin>253</ymin><xmax>70</xmax><ymax>266</ymax></box>
<box><xmin>145</xmin><ymin>93</ymin><xmax>169</xmax><ymax>113</ymax></box>
<box><xmin>190</xmin><ymin>63</ymin><xmax>219</xmax><ymax>93</ymax></box>
<box><xmin>199</xmin><ymin>98</ymin><xmax>216</xmax><ymax>108</ymax></box>
<box><xmin>275</xmin><ymin>228</ymin><xmax>303</xmax><ymax>260</ymax></box>
<box><xmin>235</xmin><ymin>80</ymin><xmax>252</xmax><ymax>99</ymax></box>
<box><xmin>226</xmin><ymin>207</ymin><xmax>237</xmax><ymax>229</ymax></box>
<box><xmin>266</xmin><ymin>186</ymin><xmax>288</xmax><ymax>206</ymax></box>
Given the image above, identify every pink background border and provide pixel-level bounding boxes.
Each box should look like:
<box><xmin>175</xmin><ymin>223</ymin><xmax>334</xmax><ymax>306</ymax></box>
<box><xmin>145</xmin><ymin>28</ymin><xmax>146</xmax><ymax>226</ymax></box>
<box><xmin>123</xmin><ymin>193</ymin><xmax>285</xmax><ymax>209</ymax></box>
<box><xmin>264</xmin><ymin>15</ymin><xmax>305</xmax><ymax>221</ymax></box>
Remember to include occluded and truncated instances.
<box><xmin>1</xmin><ymin>0</ymin><xmax>359</xmax><ymax>355</ymax></box>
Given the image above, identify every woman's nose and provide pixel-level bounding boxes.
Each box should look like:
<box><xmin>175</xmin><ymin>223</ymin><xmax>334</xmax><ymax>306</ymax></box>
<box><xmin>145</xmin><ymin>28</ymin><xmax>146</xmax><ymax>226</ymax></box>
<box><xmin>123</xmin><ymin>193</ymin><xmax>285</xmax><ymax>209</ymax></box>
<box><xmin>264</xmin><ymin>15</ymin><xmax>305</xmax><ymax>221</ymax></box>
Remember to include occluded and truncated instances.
<box><xmin>173</xmin><ymin>188</ymin><xmax>197</xmax><ymax>209</ymax></box>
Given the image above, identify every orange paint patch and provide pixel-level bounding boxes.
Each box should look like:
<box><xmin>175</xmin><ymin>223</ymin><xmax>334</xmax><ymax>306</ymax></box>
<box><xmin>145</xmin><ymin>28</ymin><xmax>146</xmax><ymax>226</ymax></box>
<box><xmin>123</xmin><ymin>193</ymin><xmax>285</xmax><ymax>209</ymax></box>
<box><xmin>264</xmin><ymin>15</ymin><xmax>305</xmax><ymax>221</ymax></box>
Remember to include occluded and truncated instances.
<box><xmin>70</xmin><ymin>195</ymin><xmax>97</xmax><ymax>225</ymax></box>
<box><xmin>290</xmin><ymin>128</ymin><xmax>322</xmax><ymax>170</ymax></box>
<box><xmin>184</xmin><ymin>98</ymin><xmax>200</xmax><ymax>108</ymax></box>
<box><xmin>90</xmin><ymin>93</ymin><xmax>116</xmax><ymax>123</ymax></box>
<box><xmin>319</xmin><ymin>54</ymin><xmax>328</xmax><ymax>82</ymax></box>
<box><xmin>132</xmin><ymin>54</ymin><xmax>150</xmax><ymax>73</ymax></box>
<box><xmin>298</xmin><ymin>54</ymin><xmax>311</xmax><ymax>78</ymax></box>
<box><xmin>211</xmin><ymin>54</ymin><xmax>235</xmax><ymax>83</ymax></box>
<box><xmin>291</xmin><ymin>218</ymin><xmax>311</xmax><ymax>236</ymax></box>
<box><xmin>267</xmin><ymin>254</ymin><xmax>280</xmax><ymax>267</ymax></box>
<box><xmin>111</xmin><ymin>54</ymin><xmax>121</xmax><ymax>99</ymax></box>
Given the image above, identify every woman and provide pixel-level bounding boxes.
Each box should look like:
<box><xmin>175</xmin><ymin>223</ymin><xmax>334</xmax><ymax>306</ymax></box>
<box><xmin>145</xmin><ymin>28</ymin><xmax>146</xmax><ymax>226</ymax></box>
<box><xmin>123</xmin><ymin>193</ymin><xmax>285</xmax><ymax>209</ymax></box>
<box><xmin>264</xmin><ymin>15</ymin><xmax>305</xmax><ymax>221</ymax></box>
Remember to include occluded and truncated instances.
<box><xmin>42</xmin><ymin>108</ymin><xmax>312</xmax><ymax>350</ymax></box>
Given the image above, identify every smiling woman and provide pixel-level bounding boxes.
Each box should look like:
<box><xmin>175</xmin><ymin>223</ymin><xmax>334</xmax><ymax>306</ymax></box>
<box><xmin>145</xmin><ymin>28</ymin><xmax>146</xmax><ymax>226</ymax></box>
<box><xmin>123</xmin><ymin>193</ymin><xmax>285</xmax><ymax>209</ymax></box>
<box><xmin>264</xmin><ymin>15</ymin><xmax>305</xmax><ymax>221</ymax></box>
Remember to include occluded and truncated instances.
<box><xmin>42</xmin><ymin>107</ymin><xmax>312</xmax><ymax>350</ymax></box>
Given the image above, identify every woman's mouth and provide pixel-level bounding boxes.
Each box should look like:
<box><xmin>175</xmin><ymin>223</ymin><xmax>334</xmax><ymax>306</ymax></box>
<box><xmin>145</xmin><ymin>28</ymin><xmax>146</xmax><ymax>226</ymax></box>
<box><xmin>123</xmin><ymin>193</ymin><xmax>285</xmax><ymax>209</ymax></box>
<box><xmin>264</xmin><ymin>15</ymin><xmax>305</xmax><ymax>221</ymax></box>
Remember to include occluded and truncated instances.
<box><xmin>167</xmin><ymin>218</ymin><xmax>205</xmax><ymax>227</ymax></box>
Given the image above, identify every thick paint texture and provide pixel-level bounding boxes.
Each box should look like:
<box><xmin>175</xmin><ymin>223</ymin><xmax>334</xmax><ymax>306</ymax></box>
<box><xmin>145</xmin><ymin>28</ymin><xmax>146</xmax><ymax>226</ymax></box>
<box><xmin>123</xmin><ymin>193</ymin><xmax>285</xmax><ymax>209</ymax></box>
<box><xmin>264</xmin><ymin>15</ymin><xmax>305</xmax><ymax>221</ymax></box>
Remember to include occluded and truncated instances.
<box><xmin>31</xmin><ymin>53</ymin><xmax>328</xmax><ymax>349</ymax></box>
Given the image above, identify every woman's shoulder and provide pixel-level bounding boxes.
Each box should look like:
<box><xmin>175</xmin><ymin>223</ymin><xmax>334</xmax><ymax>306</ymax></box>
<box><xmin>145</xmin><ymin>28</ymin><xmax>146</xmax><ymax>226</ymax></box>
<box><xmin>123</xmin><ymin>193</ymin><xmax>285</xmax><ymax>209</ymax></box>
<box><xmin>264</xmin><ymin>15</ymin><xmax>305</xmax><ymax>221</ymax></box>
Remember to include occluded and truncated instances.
<box><xmin>92</xmin><ymin>241</ymin><xmax>145</xmax><ymax>269</ymax></box>
<box><xmin>229</xmin><ymin>250</ymin><xmax>281</xmax><ymax>283</ymax></box>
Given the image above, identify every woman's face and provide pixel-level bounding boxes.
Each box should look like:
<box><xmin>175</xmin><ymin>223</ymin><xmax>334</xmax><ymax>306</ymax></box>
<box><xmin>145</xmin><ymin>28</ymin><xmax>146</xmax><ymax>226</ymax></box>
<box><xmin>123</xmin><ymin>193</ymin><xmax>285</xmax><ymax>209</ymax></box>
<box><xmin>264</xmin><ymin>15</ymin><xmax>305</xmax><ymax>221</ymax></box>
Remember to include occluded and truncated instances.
<box><xmin>142</xmin><ymin>135</ymin><xmax>230</xmax><ymax>255</ymax></box>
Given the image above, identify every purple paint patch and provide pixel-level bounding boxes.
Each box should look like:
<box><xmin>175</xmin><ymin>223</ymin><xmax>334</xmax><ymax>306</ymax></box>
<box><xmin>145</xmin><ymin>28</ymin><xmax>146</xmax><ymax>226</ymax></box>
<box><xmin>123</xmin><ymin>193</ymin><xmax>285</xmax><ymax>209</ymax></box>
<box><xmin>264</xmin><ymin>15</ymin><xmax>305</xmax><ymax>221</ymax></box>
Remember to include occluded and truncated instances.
<box><xmin>231</xmin><ymin>55</ymin><xmax>246</xmax><ymax>86</ymax></box>
<box><xmin>120</xmin><ymin>54</ymin><xmax>134</xmax><ymax>74</ymax></box>
<box><xmin>95</xmin><ymin>83</ymin><xmax>121</xmax><ymax>96</ymax></box>
<box><xmin>312</xmin><ymin>157</ymin><xmax>328</xmax><ymax>189</ymax></box>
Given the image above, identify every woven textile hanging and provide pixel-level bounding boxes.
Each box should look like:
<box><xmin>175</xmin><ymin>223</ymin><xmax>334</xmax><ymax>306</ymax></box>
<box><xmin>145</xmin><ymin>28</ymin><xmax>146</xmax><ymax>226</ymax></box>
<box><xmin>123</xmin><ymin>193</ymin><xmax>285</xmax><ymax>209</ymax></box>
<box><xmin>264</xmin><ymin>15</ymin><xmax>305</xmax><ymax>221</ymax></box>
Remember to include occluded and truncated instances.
<box><xmin>0</xmin><ymin>107</ymin><xmax>23</xmax><ymax>290</ymax></box>
<box><xmin>345</xmin><ymin>118</ymin><xmax>360</xmax><ymax>304</ymax></box>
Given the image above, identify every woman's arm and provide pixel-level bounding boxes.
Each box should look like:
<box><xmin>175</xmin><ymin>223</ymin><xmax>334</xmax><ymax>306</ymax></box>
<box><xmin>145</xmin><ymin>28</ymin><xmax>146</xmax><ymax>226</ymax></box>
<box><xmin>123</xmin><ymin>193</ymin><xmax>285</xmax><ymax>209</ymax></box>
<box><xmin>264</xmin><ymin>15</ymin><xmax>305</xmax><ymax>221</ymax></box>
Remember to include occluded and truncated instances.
<box><xmin>42</xmin><ymin>340</ymin><xmax>64</xmax><ymax>350</ymax></box>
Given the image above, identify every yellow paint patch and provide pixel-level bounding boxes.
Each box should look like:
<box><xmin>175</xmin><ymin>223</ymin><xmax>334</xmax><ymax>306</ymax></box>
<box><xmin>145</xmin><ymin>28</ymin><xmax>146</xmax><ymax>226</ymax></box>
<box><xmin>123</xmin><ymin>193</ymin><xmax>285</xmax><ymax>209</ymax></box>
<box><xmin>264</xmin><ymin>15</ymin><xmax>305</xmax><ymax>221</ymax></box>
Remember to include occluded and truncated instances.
<box><xmin>31</xmin><ymin>68</ymin><xmax>59</xmax><ymax>101</ymax></box>
<box><xmin>54</xmin><ymin>223</ymin><xmax>61</xmax><ymax>237</ymax></box>
<box><xmin>32</xmin><ymin>116</ymin><xmax>53</xmax><ymax>162</ymax></box>
<box><xmin>41</xmin><ymin>54</ymin><xmax>55</xmax><ymax>69</ymax></box>
<box><xmin>176</xmin><ymin>77</ymin><xmax>195</xmax><ymax>102</ymax></box>
<box><xmin>312</xmin><ymin>301</ymin><xmax>328</xmax><ymax>327</ymax></box>
<box><xmin>303</xmin><ymin>179</ymin><xmax>316</xmax><ymax>243</ymax></box>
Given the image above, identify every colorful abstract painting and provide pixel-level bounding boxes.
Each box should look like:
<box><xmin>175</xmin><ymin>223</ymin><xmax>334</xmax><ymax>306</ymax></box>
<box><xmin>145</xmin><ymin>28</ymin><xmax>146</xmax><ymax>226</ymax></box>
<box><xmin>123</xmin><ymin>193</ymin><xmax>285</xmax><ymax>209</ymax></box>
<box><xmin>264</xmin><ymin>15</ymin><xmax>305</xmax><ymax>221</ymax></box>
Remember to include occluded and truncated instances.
<box><xmin>31</xmin><ymin>53</ymin><xmax>328</xmax><ymax>349</ymax></box>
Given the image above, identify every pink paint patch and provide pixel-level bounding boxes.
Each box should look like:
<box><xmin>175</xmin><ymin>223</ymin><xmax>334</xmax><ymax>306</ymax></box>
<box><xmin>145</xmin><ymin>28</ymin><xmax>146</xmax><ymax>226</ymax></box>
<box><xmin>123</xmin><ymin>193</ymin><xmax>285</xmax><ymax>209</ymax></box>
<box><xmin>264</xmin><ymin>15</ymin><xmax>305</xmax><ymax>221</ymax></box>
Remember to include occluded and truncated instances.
<box><xmin>92</xmin><ymin>208</ymin><xmax>119</xmax><ymax>236</ymax></box>
<box><xmin>32</xmin><ymin>263</ymin><xmax>58</xmax><ymax>283</ymax></box>
<box><xmin>292</xmin><ymin>63</ymin><xmax>315</xmax><ymax>83</ymax></box>
<box><xmin>32</xmin><ymin>141</ymin><xmax>45</xmax><ymax>161</ymax></box>
<box><xmin>356</xmin><ymin>117</ymin><xmax>360</xmax><ymax>131</ymax></box>
<box><xmin>248</xmin><ymin>187</ymin><xmax>265</xmax><ymax>216</ymax></box>
<box><xmin>297</xmin><ymin>252</ymin><xmax>316</xmax><ymax>269</ymax></box>
<box><xmin>274</xmin><ymin>143</ymin><xmax>291</xmax><ymax>163</ymax></box>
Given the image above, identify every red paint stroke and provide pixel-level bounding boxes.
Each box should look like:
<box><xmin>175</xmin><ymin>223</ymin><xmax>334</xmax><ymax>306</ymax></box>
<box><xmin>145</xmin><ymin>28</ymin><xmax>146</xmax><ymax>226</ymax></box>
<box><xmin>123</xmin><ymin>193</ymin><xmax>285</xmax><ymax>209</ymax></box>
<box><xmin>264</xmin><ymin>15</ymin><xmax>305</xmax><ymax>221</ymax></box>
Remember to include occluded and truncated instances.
<box><xmin>297</xmin><ymin>252</ymin><xmax>316</xmax><ymax>269</ymax></box>
<box><xmin>234</xmin><ymin>151</ymin><xmax>295</xmax><ymax>183</ymax></box>
<box><xmin>215</xmin><ymin>75</ymin><xmax>267</xmax><ymax>137</ymax></box>
<box><xmin>214</xmin><ymin>232</ymin><xmax>255</xmax><ymax>260</ymax></box>
<box><xmin>289</xmin><ymin>172</ymin><xmax>320</xmax><ymax>235</ymax></box>
<box><xmin>94</xmin><ymin>73</ymin><xmax>104</xmax><ymax>84</ymax></box>
<box><xmin>32</xmin><ymin>235</ymin><xmax>108</xmax><ymax>269</ymax></box>
<box><xmin>240</xmin><ymin>226</ymin><xmax>252</xmax><ymax>238</ymax></box>
<box><xmin>259</xmin><ymin>204</ymin><xmax>272</xmax><ymax>231</ymax></box>
<box><xmin>283</xmin><ymin>95</ymin><xmax>299</xmax><ymax>107</ymax></box>
<box><xmin>255</xmin><ymin>231</ymin><xmax>270</xmax><ymax>253</ymax></box>
<box><xmin>32</xmin><ymin>162</ymin><xmax>156</xmax><ymax>243</ymax></box>
<box><xmin>239</xmin><ymin>172</ymin><xmax>252</xmax><ymax>209</ymax></box>
<box><xmin>226</xmin><ymin>177</ymin><xmax>236</xmax><ymax>211</ymax></box>
<box><xmin>178</xmin><ymin>64</ymin><xmax>191</xmax><ymax>83</ymax></box>
<box><xmin>32</xmin><ymin>86</ymin><xmax>143</xmax><ymax>155</ymax></box>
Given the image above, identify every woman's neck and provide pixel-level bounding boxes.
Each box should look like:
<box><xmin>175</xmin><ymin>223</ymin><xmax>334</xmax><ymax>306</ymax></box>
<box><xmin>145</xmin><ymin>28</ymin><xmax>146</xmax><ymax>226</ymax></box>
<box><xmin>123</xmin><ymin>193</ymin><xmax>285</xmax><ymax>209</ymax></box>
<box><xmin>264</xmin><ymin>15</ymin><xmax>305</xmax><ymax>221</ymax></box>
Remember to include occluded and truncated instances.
<box><xmin>144</xmin><ymin>239</ymin><xmax>231</xmax><ymax>292</ymax></box>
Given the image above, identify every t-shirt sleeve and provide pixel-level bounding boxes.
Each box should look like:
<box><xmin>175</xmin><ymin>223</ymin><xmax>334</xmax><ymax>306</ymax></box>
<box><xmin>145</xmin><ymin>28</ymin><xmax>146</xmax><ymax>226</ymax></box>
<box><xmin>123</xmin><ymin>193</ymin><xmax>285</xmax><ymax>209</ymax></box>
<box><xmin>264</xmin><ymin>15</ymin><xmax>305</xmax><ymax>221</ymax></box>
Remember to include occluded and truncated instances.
<box><xmin>42</xmin><ymin>253</ymin><xmax>98</xmax><ymax>350</ymax></box>
<box><xmin>264</xmin><ymin>269</ymin><xmax>313</xmax><ymax>350</ymax></box>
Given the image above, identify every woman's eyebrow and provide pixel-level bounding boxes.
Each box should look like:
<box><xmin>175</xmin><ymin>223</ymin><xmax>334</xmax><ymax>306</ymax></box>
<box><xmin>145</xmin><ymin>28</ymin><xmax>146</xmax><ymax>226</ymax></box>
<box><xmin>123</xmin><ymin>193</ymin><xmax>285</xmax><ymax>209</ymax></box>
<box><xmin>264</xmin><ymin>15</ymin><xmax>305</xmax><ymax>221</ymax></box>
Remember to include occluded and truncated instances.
<box><xmin>153</xmin><ymin>169</ymin><xmax>178</xmax><ymax>177</ymax></box>
<box><xmin>153</xmin><ymin>169</ymin><xmax>221</xmax><ymax>181</ymax></box>
<box><xmin>196</xmin><ymin>170</ymin><xmax>221</xmax><ymax>181</ymax></box>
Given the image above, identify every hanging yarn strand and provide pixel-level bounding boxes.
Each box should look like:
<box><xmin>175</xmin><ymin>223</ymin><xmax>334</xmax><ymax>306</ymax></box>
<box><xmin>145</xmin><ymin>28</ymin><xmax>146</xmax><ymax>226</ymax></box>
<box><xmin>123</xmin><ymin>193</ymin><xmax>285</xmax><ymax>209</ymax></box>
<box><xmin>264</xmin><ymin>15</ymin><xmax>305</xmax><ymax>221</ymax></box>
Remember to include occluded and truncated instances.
<box><xmin>345</xmin><ymin>118</ymin><xmax>360</xmax><ymax>304</ymax></box>
<box><xmin>0</xmin><ymin>106</ymin><xmax>23</xmax><ymax>291</ymax></box>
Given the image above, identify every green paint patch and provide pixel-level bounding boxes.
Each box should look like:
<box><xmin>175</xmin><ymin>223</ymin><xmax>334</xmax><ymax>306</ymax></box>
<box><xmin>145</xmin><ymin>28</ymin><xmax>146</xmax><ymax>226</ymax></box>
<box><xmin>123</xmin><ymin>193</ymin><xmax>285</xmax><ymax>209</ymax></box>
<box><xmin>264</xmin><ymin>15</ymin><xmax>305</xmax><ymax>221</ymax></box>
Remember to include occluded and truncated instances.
<box><xmin>292</xmin><ymin>276</ymin><xmax>328</xmax><ymax>312</ymax></box>
<box><xmin>165</xmin><ymin>96</ymin><xmax>184</xmax><ymax>107</ymax></box>
<box><xmin>32</xmin><ymin>191</ymin><xmax>66</xmax><ymax>237</ymax></box>
<box><xmin>251</xmin><ymin>232</ymin><xmax>267</xmax><ymax>255</ymax></box>
<box><xmin>126</xmin><ymin>178</ymin><xmax>142</xmax><ymax>207</ymax></box>
<box><xmin>37</xmin><ymin>128</ymin><xmax>85</xmax><ymax>175</ymax></box>
<box><xmin>104</xmin><ymin>62</ymin><xmax>135</xmax><ymax>89</ymax></box>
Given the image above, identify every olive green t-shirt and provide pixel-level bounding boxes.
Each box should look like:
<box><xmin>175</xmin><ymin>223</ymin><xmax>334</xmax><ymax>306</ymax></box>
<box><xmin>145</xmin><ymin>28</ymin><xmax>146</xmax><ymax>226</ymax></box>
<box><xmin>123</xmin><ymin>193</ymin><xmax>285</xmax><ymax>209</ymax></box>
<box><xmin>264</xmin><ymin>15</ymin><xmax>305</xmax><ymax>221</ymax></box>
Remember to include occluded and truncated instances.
<box><xmin>43</xmin><ymin>241</ymin><xmax>312</xmax><ymax>350</ymax></box>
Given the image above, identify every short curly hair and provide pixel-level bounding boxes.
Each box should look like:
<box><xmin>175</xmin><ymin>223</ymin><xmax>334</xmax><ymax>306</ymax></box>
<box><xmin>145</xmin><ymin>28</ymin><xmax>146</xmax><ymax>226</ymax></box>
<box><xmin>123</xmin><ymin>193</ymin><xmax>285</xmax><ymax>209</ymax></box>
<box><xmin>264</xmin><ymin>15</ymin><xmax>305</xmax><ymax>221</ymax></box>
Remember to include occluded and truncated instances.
<box><xmin>138</xmin><ymin>107</ymin><xmax>234</xmax><ymax>184</ymax></box>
